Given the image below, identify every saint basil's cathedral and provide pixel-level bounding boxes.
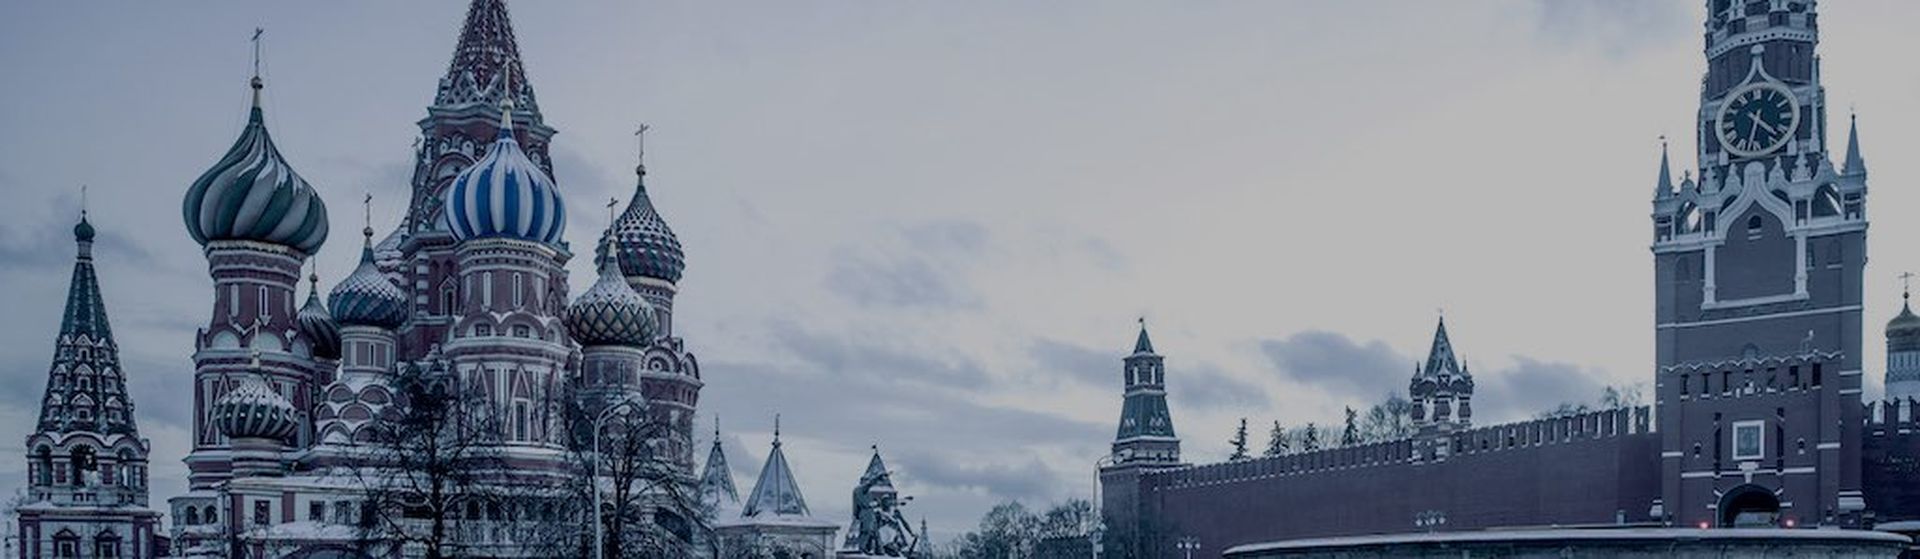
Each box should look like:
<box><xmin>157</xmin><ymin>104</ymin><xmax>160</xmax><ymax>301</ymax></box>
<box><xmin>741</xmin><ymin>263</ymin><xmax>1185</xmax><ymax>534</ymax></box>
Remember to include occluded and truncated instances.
<box><xmin>14</xmin><ymin>1</ymin><xmax>931</xmax><ymax>558</ymax></box>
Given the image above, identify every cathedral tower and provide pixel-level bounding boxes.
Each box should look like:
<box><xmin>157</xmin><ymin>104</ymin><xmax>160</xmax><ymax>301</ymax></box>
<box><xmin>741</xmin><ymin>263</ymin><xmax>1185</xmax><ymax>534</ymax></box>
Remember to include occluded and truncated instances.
<box><xmin>17</xmin><ymin>213</ymin><xmax>161</xmax><ymax>558</ymax></box>
<box><xmin>1650</xmin><ymin>0</ymin><xmax>1866</xmax><ymax>529</ymax></box>
<box><xmin>179</xmin><ymin>68</ymin><xmax>332</xmax><ymax>489</ymax></box>
<box><xmin>388</xmin><ymin>0</ymin><xmax>555</xmax><ymax>358</ymax></box>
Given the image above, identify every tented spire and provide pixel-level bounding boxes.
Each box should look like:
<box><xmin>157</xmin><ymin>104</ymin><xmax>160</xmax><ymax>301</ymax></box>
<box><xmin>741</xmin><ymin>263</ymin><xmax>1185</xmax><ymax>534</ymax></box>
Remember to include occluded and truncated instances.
<box><xmin>1654</xmin><ymin>137</ymin><xmax>1673</xmax><ymax>199</ymax></box>
<box><xmin>741</xmin><ymin>418</ymin><xmax>812</xmax><ymax>518</ymax></box>
<box><xmin>1133</xmin><ymin>317</ymin><xmax>1155</xmax><ymax>354</ymax></box>
<box><xmin>1843</xmin><ymin>113</ymin><xmax>1866</xmax><ymax>176</ymax></box>
<box><xmin>436</xmin><ymin>0</ymin><xmax>537</xmax><ymax>111</ymax></box>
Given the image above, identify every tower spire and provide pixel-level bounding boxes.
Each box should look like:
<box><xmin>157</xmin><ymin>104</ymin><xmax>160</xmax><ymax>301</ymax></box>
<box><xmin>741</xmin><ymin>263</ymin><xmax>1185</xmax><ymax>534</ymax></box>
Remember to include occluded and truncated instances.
<box><xmin>439</xmin><ymin>0</ymin><xmax>534</xmax><ymax>111</ymax></box>
<box><xmin>1654</xmin><ymin>136</ymin><xmax>1673</xmax><ymax>199</ymax></box>
<box><xmin>1843</xmin><ymin>112</ymin><xmax>1867</xmax><ymax>176</ymax></box>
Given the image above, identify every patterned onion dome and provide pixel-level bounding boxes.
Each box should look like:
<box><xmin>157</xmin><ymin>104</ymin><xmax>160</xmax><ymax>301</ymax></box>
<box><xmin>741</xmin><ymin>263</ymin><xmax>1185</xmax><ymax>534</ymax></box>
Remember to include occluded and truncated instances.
<box><xmin>603</xmin><ymin>166</ymin><xmax>685</xmax><ymax>284</ymax></box>
<box><xmin>443</xmin><ymin>104</ymin><xmax>566</xmax><ymax>245</ymax></box>
<box><xmin>213</xmin><ymin>358</ymin><xmax>299</xmax><ymax>442</ymax></box>
<box><xmin>297</xmin><ymin>273</ymin><xmax>342</xmax><ymax>360</ymax></box>
<box><xmin>567</xmin><ymin>241</ymin><xmax>660</xmax><ymax>347</ymax></box>
<box><xmin>329</xmin><ymin>233</ymin><xmax>410</xmax><ymax>329</ymax></box>
<box><xmin>182</xmin><ymin>77</ymin><xmax>330</xmax><ymax>255</ymax></box>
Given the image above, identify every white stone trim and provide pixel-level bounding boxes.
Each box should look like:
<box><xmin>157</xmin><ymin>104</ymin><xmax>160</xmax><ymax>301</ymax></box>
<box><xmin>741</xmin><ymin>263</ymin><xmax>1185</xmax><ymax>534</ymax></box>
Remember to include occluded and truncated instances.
<box><xmin>1658</xmin><ymin>305</ymin><xmax>1860</xmax><ymax>329</ymax></box>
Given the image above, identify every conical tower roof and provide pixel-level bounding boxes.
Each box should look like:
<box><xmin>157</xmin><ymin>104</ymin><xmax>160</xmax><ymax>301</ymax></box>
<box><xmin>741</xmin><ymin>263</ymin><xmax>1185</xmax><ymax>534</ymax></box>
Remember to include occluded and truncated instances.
<box><xmin>436</xmin><ymin>0</ymin><xmax>538</xmax><ymax>111</ymax></box>
<box><xmin>741</xmin><ymin>422</ymin><xmax>812</xmax><ymax>518</ymax></box>
<box><xmin>1843</xmin><ymin>113</ymin><xmax>1867</xmax><ymax>176</ymax></box>
<box><xmin>1132</xmin><ymin>320</ymin><xmax>1155</xmax><ymax>355</ymax></box>
<box><xmin>1421</xmin><ymin>317</ymin><xmax>1463</xmax><ymax>378</ymax></box>
<box><xmin>698</xmin><ymin>421</ymin><xmax>741</xmax><ymax>514</ymax></box>
<box><xmin>36</xmin><ymin>214</ymin><xmax>141</xmax><ymax>437</ymax></box>
<box><xmin>860</xmin><ymin>446</ymin><xmax>897</xmax><ymax>494</ymax></box>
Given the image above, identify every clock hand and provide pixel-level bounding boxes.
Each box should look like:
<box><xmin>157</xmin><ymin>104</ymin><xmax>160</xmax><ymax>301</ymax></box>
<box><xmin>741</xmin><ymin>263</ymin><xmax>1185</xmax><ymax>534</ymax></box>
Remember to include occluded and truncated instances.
<box><xmin>1755</xmin><ymin>118</ymin><xmax>1778</xmax><ymax>135</ymax></box>
<box><xmin>1748</xmin><ymin>119</ymin><xmax>1760</xmax><ymax>145</ymax></box>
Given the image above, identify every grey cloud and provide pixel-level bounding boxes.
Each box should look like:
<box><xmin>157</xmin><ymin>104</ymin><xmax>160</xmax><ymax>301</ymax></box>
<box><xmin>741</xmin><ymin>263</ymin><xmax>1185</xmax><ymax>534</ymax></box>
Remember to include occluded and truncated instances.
<box><xmin>1473</xmin><ymin>356</ymin><xmax>1609</xmax><ymax>423</ymax></box>
<box><xmin>892</xmin><ymin>450</ymin><xmax>1057</xmax><ymax>501</ymax></box>
<box><xmin>824</xmin><ymin>220</ymin><xmax>991</xmax><ymax>311</ymax></box>
<box><xmin>1172</xmin><ymin>362</ymin><xmax>1271</xmax><ymax>409</ymax></box>
<box><xmin>1028</xmin><ymin>337</ymin><xmax>1116</xmax><ymax>388</ymax></box>
<box><xmin>1529</xmin><ymin>1</ymin><xmax>1691</xmax><ymax>58</ymax></box>
<box><xmin>765</xmin><ymin>319</ymin><xmax>990</xmax><ymax>389</ymax></box>
<box><xmin>827</xmin><ymin>248</ymin><xmax>981</xmax><ymax>310</ymax></box>
<box><xmin>900</xmin><ymin>220</ymin><xmax>988</xmax><ymax>256</ymax></box>
<box><xmin>700</xmin><ymin>359</ymin><xmax>1107</xmax><ymax>461</ymax></box>
<box><xmin>1258</xmin><ymin>330</ymin><xmax>1410</xmax><ymax>400</ymax></box>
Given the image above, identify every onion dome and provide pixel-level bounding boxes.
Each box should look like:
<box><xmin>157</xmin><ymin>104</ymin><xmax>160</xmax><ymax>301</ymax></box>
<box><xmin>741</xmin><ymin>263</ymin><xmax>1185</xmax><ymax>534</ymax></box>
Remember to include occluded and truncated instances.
<box><xmin>603</xmin><ymin>163</ymin><xmax>685</xmax><ymax>284</ymax></box>
<box><xmin>213</xmin><ymin>354</ymin><xmax>300</xmax><ymax>442</ymax></box>
<box><xmin>1889</xmin><ymin>290</ymin><xmax>1920</xmax><ymax>352</ymax></box>
<box><xmin>328</xmin><ymin>227</ymin><xmax>409</xmax><ymax>329</ymax></box>
<box><xmin>567</xmin><ymin>237</ymin><xmax>659</xmax><ymax>347</ymax></box>
<box><xmin>182</xmin><ymin>76</ymin><xmax>330</xmax><ymax>255</ymax></box>
<box><xmin>443</xmin><ymin>102</ymin><xmax>566</xmax><ymax>245</ymax></box>
<box><xmin>297</xmin><ymin>272</ymin><xmax>342</xmax><ymax>360</ymax></box>
<box><xmin>74</xmin><ymin>214</ymin><xmax>96</xmax><ymax>243</ymax></box>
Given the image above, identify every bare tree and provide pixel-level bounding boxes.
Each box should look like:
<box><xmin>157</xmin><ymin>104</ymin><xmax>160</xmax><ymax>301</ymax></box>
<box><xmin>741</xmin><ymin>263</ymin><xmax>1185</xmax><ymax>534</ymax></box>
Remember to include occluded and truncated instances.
<box><xmin>1358</xmin><ymin>393</ymin><xmax>1415</xmax><ymax>443</ymax></box>
<box><xmin>521</xmin><ymin>384</ymin><xmax>709</xmax><ymax>559</ymax></box>
<box><xmin>353</xmin><ymin>362</ymin><xmax>506</xmax><ymax>559</ymax></box>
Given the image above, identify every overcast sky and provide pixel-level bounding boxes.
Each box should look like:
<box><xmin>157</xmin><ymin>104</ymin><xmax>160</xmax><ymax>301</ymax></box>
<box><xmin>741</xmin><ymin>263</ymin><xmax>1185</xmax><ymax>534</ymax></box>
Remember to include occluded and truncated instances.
<box><xmin>3</xmin><ymin>0</ymin><xmax>1919</xmax><ymax>543</ymax></box>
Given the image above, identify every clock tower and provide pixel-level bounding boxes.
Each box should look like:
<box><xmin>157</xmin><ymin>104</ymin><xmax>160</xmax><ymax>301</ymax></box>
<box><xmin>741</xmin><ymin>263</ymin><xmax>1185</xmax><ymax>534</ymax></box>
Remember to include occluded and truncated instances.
<box><xmin>1650</xmin><ymin>0</ymin><xmax>1868</xmax><ymax>529</ymax></box>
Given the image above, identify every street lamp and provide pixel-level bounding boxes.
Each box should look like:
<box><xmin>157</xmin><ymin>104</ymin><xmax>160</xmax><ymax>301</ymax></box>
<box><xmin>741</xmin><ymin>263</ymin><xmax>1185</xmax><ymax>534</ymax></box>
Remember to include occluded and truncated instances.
<box><xmin>1175</xmin><ymin>536</ymin><xmax>1200</xmax><ymax>559</ymax></box>
<box><xmin>591</xmin><ymin>396</ymin><xmax>646</xmax><ymax>559</ymax></box>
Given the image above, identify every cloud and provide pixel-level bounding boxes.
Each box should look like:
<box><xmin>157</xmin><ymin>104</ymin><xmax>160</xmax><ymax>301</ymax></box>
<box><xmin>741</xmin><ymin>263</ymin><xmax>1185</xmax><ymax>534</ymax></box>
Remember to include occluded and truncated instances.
<box><xmin>1472</xmin><ymin>356</ymin><xmax>1609</xmax><ymax>423</ymax></box>
<box><xmin>1528</xmin><ymin>1</ymin><xmax>1691</xmax><ymax>58</ymax></box>
<box><xmin>1258</xmin><ymin>330</ymin><xmax>1411</xmax><ymax>400</ymax></box>
<box><xmin>764</xmin><ymin>318</ymin><xmax>989</xmax><ymax>389</ymax></box>
<box><xmin>827</xmin><ymin>248</ymin><xmax>981</xmax><ymax>310</ymax></box>
<box><xmin>1027</xmin><ymin>337</ymin><xmax>1116</xmax><ymax>388</ymax></box>
<box><xmin>1172</xmin><ymin>363</ymin><xmax>1271</xmax><ymax>409</ymax></box>
<box><xmin>892</xmin><ymin>450</ymin><xmax>1056</xmax><ymax>501</ymax></box>
<box><xmin>825</xmin><ymin>220</ymin><xmax>989</xmax><ymax>311</ymax></box>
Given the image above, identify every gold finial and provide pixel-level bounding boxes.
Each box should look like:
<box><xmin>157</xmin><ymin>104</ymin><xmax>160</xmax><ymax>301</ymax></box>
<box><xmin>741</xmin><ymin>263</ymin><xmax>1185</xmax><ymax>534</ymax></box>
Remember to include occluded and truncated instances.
<box><xmin>773</xmin><ymin>413</ymin><xmax>782</xmax><ymax>443</ymax></box>
<box><xmin>1901</xmin><ymin>272</ymin><xmax>1915</xmax><ymax>302</ymax></box>
<box><xmin>79</xmin><ymin>185</ymin><xmax>88</xmax><ymax>220</ymax></box>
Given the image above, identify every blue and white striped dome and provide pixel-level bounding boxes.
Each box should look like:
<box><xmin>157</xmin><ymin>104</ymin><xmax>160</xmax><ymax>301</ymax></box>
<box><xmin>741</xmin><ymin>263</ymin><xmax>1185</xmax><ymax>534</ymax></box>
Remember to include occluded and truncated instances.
<box><xmin>328</xmin><ymin>236</ymin><xmax>409</xmax><ymax>329</ymax></box>
<box><xmin>297</xmin><ymin>274</ymin><xmax>342</xmax><ymax>360</ymax></box>
<box><xmin>442</xmin><ymin>107</ymin><xmax>566</xmax><ymax>245</ymax></box>
<box><xmin>213</xmin><ymin>367</ymin><xmax>299</xmax><ymax>442</ymax></box>
<box><xmin>566</xmin><ymin>242</ymin><xmax>659</xmax><ymax>347</ymax></box>
<box><xmin>182</xmin><ymin>78</ymin><xmax>330</xmax><ymax>255</ymax></box>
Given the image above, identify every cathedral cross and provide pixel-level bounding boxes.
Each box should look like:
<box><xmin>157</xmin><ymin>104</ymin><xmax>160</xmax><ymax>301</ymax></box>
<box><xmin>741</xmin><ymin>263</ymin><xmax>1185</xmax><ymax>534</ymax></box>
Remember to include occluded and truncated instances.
<box><xmin>1902</xmin><ymin>272</ymin><xmax>1915</xmax><ymax>301</ymax></box>
<box><xmin>250</xmin><ymin>28</ymin><xmax>264</xmax><ymax>79</ymax></box>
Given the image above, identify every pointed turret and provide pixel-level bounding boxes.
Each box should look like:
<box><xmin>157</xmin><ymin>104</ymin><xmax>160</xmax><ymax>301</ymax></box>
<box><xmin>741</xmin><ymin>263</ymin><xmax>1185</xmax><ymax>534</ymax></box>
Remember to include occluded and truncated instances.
<box><xmin>1421</xmin><ymin>317</ymin><xmax>1461</xmax><ymax>378</ymax></box>
<box><xmin>36</xmin><ymin>213</ymin><xmax>140</xmax><ymax>437</ymax></box>
<box><xmin>436</xmin><ymin>0</ymin><xmax>537</xmax><ymax>111</ymax></box>
<box><xmin>1843</xmin><ymin>113</ymin><xmax>1867</xmax><ymax>176</ymax></box>
<box><xmin>1653</xmin><ymin>140</ymin><xmax>1674</xmax><ymax>199</ymax></box>
<box><xmin>741</xmin><ymin>418</ymin><xmax>813</xmax><ymax>518</ymax></box>
<box><xmin>1132</xmin><ymin>319</ymin><xmax>1155</xmax><ymax>355</ymax></box>
<box><xmin>698</xmin><ymin>419</ymin><xmax>741</xmax><ymax>516</ymax></box>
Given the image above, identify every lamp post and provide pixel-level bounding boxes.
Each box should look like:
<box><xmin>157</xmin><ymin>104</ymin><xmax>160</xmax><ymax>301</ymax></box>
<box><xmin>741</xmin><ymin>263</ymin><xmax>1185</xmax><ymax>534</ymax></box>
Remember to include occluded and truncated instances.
<box><xmin>1175</xmin><ymin>536</ymin><xmax>1200</xmax><ymax>559</ymax></box>
<box><xmin>591</xmin><ymin>396</ymin><xmax>645</xmax><ymax>559</ymax></box>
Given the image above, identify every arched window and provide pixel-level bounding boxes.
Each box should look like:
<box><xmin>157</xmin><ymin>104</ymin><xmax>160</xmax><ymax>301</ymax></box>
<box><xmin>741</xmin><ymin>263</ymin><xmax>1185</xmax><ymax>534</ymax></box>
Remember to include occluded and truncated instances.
<box><xmin>35</xmin><ymin>446</ymin><xmax>53</xmax><ymax>486</ymax></box>
<box><xmin>204</xmin><ymin>506</ymin><xmax>218</xmax><ymax>524</ymax></box>
<box><xmin>183</xmin><ymin>507</ymin><xmax>199</xmax><ymax>525</ymax></box>
<box><xmin>1747</xmin><ymin>215</ymin><xmax>1764</xmax><ymax>234</ymax></box>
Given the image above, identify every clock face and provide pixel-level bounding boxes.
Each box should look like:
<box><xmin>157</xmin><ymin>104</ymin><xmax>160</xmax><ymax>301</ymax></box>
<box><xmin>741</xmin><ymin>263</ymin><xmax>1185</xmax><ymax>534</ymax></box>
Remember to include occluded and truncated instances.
<box><xmin>1716</xmin><ymin>82</ymin><xmax>1800</xmax><ymax>157</ymax></box>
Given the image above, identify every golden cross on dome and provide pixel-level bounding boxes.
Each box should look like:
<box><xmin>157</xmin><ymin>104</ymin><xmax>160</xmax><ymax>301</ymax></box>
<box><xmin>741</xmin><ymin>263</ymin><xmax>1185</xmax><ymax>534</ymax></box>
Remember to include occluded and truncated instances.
<box><xmin>1902</xmin><ymin>272</ymin><xmax>1915</xmax><ymax>301</ymax></box>
<box><xmin>250</xmin><ymin>28</ymin><xmax>264</xmax><ymax>79</ymax></box>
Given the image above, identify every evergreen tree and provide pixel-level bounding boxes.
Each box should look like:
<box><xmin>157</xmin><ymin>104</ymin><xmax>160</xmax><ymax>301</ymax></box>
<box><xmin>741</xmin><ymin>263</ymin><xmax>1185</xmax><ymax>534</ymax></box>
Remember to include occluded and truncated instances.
<box><xmin>1341</xmin><ymin>407</ymin><xmax>1360</xmax><ymax>447</ymax></box>
<box><xmin>1300</xmin><ymin>422</ymin><xmax>1321</xmax><ymax>452</ymax></box>
<box><xmin>1264</xmin><ymin>420</ymin><xmax>1289</xmax><ymax>457</ymax></box>
<box><xmin>1228</xmin><ymin>418</ymin><xmax>1250</xmax><ymax>461</ymax></box>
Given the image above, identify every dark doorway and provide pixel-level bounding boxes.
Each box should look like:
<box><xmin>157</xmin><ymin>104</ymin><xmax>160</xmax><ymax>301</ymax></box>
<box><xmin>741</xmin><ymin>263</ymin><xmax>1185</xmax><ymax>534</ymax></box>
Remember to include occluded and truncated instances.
<box><xmin>1718</xmin><ymin>484</ymin><xmax>1782</xmax><ymax>527</ymax></box>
